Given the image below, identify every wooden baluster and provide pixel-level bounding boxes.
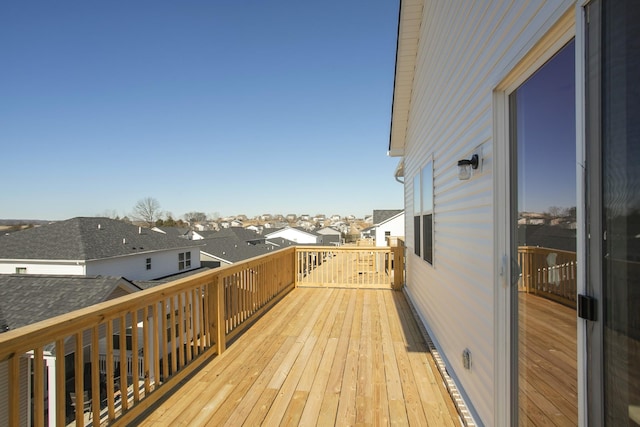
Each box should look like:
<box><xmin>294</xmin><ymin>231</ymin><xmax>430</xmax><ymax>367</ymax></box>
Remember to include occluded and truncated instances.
<box><xmin>143</xmin><ymin>306</ymin><xmax>150</xmax><ymax>395</ymax></box>
<box><xmin>177</xmin><ymin>294</ymin><xmax>185</xmax><ymax>369</ymax></box>
<box><xmin>91</xmin><ymin>326</ymin><xmax>100</xmax><ymax>423</ymax></box>
<box><xmin>106</xmin><ymin>320</ymin><xmax>115</xmax><ymax>420</ymax></box>
<box><xmin>120</xmin><ymin>314</ymin><xmax>129</xmax><ymax>412</ymax></box>
<box><xmin>186</xmin><ymin>293</ymin><xmax>193</xmax><ymax>364</ymax></box>
<box><xmin>152</xmin><ymin>304</ymin><xmax>161</xmax><ymax>388</ymax></box>
<box><xmin>131</xmin><ymin>310</ymin><xmax>140</xmax><ymax>404</ymax></box>
<box><xmin>216</xmin><ymin>275</ymin><xmax>226</xmax><ymax>354</ymax></box>
<box><xmin>34</xmin><ymin>347</ymin><xmax>44</xmax><ymax>427</ymax></box>
<box><xmin>75</xmin><ymin>331</ymin><xmax>84</xmax><ymax>425</ymax></box>
<box><xmin>56</xmin><ymin>338</ymin><xmax>66</xmax><ymax>427</ymax></box>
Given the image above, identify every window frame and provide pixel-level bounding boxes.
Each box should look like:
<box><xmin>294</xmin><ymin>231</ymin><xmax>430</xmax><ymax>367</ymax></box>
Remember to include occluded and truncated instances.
<box><xmin>412</xmin><ymin>158</ymin><xmax>434</xmax><ymax>264</ymax></box>
<box><xmin>178</xmin><ymin>251</ymin><xmax>192</xmax><ymax>271</ymax></box>
<box><xmin>421</xmin><ymin>159</ymin><xmax>434</xmax><ymax>265</ymax></box>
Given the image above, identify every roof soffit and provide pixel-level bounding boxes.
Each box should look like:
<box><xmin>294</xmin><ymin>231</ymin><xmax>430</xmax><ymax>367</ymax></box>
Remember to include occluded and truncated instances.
<box><xmin>388</xmin><ymin>0</ymin><xmax>424</xmax><ymax>157</ymax></box>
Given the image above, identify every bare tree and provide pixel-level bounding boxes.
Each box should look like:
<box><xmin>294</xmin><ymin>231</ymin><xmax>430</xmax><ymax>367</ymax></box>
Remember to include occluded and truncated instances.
<box><xmin>132</xmin><ymin>197</ymin><xmax>162</xmax><ymax>227</ymax></box>
<box><xmin>184</xmin><ymin>211</ymin><xmax>208</xmax><ymax>224</ymax></box>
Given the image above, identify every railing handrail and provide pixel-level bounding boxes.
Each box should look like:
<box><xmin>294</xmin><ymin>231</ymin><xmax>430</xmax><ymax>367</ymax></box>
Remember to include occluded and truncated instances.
<box><xmin>517</xmin><ymin>245</ymin><xmax>576</xmax><ymax>256</ymax></box>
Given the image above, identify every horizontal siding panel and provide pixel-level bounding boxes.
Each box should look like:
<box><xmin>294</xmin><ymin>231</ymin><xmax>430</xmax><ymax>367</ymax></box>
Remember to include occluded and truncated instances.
<box><xmin>401</xmin><ymin>1</ymin><xmax>576</xmax><ymax>424</ymax></box>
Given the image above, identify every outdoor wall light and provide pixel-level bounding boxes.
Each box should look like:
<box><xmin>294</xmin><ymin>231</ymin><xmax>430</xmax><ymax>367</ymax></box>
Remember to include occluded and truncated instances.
<box><xmin>457</xmin><ymin>154</ymin><xmax>479</xmax><ymax>180</ymax></box>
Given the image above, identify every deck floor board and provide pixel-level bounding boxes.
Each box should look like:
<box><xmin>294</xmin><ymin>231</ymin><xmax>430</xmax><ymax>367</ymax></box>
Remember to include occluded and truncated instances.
<box><xmin>137</xmin><ymin>288</ymin><xmax>462</xmax><ymax>426</ymax></box>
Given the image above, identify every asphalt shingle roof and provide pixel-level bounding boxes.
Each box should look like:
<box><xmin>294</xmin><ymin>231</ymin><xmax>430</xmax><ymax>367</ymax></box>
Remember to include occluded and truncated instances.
<box><xmin>0</xmin><ymin>274</ymin><xmax>139</xmax><ymax>331</ymax></box>
<box><xmin>200</xmin><ymin>237</ymin><xmax>281</xmax><ymax>263</ymax></box>
<box><xmin>199</xmin><ymin>227</ymin><xmax>265</xmax><ymax>243</ymax></box>
<box><xmin>154</xmin><ymin>227</ymin><xmax>190</xmax><ymax>238</ymax></box>
<box><xmin>0</xmin><ymin>217</ymin><xmax>203</xmax><ymax>261</ymax></box>
<box><xmin>373</xmin><ymin>210</ymin><xmax>403</xmax><ymax>225</ymax></box>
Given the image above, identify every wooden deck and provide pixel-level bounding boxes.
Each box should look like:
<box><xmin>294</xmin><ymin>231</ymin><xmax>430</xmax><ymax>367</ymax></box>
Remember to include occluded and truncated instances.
<box><xmin>519</xmin><ymin>292</ymin><xmax>577</xmax><ymax>426</ymax></box>
<box><xmin>135</xmin><ymin>287</ymin><xmax>461</xmax><ymax>426</ymax></box>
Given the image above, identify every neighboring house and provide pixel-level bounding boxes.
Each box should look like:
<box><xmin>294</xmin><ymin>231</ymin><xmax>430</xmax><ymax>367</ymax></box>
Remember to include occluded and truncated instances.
<box><xmin>265</xmin><ymin>237</ymin><xmax>297</xmax><ymax>249</ymax></box>
<box><xmin>389</xmin><ymin>1</ymin><xmax>639</xmax><ymax>425</ymax></box>
<box><xmin>0</xmin><ymin>274</ymin><xmax>141</xmax><ymax>426</ymax></box>
<box><xmin>263</xmin><ymin>226</ymin><xmax>320</xmax><ymax>245</ymax></box>
<box><xmin>0</xmin><ymin>217</ymin><xmax>204</xmax><ymax>281</ymax></box>
<box><xmin>245</xmin><ymin>225</ymin><xmax>262</xmax><ymax>234</ymax></box>
<box><xmin>371</xmin><ymin>210</ymin><xmax>404</xmax><ymax>247</ymax></box>
<box><xmin>151</xmin><ymin>226</ymin><xmax>191</xmax><ymax>239</ymax></box>
<box><xmin>197</xmin><ymin>227</ymin><xmax>275</xmax><ymax>267</ymax></box>
<box><xmin>315</xmin><ymin>227</ymin><xmax>342</xmax><ymax>246</ymax></box>
<box><xmin>359</xmin><ymin>226</ymin><xmax>374</xmax><ymax>240</ymax></box>
<box><xmin>195</xmin><ymin>227</ymin><xmax>266</xmax><ymax>245</ymax></box>
<box><xmin>199</xmin><ymin>237</ymin><xmax>280</xmax><ymax>267</ymax></box>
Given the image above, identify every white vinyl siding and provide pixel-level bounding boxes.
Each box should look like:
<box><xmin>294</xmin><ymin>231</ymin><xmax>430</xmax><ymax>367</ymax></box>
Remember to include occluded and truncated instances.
<box><xmin>400</xmin><ymin>1</ymin><xmax>575</xmax><ymax>424</ymax></box>
<box><xmin>0</xmin><ymin>261</ymin><xmax>85</xmax><ymax>276</ymax></box>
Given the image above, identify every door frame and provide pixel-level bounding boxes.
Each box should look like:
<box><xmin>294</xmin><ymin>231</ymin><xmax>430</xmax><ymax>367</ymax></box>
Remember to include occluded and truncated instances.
<box><xmin>492</xmin><ymin>5</ymin><xmax>585</xmax><ymax>425</ymax></box>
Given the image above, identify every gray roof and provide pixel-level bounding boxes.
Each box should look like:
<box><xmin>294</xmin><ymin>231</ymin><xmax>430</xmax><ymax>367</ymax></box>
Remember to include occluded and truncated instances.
<box><xmin>153</xmin><ymin>227</ymin><xmax>190</xmax><ymax>238</ymax></box>
<box><xmin>373</xmin><ymin>210</ymin><xmax>403</xmax><ymax>225</ymax></box>
<box><xmin>264</xmin><ymin>226</ymin><xmax>320</xmax><ymax>238</ymax></box>
<box><xmin>200</xmin><ymin>237</ymin><xmax>281</xmax><ymax>263</ymax></box>
<box><xmin>0</xmin><ymin>274</ymin><xmax>140</xmax><ymax>331</ymax></box>
<box><xmin>265</xmin><ymin>237</ymin><xmax>297</xmax><ymax>248</ymax></box>
<box><xmin>0</xmin><ymin>217</ymin><xmax>204</xmax><ymax>261</ymax></box>
<box><xmin>199</xmin><ymin>227</ymin><xmax>265</xmax><ymax>243</ymax></box>
<box><xmin>133</xmin><ymin>267</ymin><xmax>211</xmax><ymax>290</ymax></box>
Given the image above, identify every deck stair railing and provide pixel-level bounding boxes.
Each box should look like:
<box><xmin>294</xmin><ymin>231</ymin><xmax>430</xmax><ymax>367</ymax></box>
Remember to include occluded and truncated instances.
<box><xmin>0</xmin><ymin>243</ymin><xmax>404</xmax><ymax>426</ymax></box>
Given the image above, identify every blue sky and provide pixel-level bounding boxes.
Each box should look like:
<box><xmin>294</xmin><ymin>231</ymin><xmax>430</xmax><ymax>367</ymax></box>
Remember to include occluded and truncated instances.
<box><xmin>0</xmin><ymin>1</ymin><xmax>402</xmax><ymax>220</ymax></box>
<box><xmin>516</xmin><ymin>40</ymin><xmax>576</xmax><ymax>214</ymax></box>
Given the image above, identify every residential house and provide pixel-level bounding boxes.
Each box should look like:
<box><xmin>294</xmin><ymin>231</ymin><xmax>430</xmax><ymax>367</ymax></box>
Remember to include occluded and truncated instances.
<box><xmin>245</xmin><ymin>225</ymin><xmax>262</xmax><ymax>234</ymax></box>
<box><xmin>263</xmin><ymin>226</ymin><xmax>320</xmax><ymax>245</ymax></box>
<box><xmin>0</xmin><ymin>217</ymin><xmax>204</xmax><ymax>281</ymax></box>
<box><xmin>150</xmin><ymin>226</ymin><xmax>191</xmax><ymax>239</ymax></box>
<box><xmin>0</xmin><ymin>275</ymin><xmax>141</xmax><ymax>426</ymax></box>
<box><xmin>370</xmin><ymin>210</ymin><xmax>405</xmax><ymax>247</ymax></box>
<box><xmin>197</xmin><ymin>227</ymin><xmax>273</xmax><ymax>267</ymax></box>
<box><xmin>200</xmin><ymin>237</ymin><xmax>280</xmax><ymax>268</ymax></box>
<box><xmin>389</xmin><ymin>0</ymin><xmax>639</xmax><ymax>425</ymax></box>
<box><xmin>315</xmin><ymin>226</ymin><xmax>342</xmax><ymax>246</ymax></box>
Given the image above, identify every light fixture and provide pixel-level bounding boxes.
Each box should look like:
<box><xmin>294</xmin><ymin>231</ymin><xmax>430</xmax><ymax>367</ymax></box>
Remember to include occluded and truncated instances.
<box><xmin>457</xmin><ymin>154</ymin><xmax>479</xmax><ymax>180</ymax></box>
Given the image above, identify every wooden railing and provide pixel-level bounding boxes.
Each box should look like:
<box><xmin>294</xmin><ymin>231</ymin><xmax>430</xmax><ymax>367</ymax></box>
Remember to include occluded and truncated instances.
<box><xmin>517</xmin><ymin>246</ymin><xmax>577</xmax><ymax>308</ymax></box>
<box><xmin>0</xmin><ymin>247</ymin><xmax>296</xmax><ymax>427</ymax></box>
<box><xmin>0</xmin><ymin>244</ymin><xmax>403</xmax><ymax>426</ymax></box>
<box><xmin>295</xmin><ymin>244</ymin><xmax>404</xmax><ymax>290</ymax></box>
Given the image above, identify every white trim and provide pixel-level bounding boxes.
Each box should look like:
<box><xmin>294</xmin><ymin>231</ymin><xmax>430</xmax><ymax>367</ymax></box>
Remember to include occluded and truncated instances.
<box><xmin>492</xmin><ymin>5</ymin><xmax>577</xmax><ymax>425</ymax></box>
<box><xmin>574</xmin><ymin>4</ymin><xmax>587</xmax><ymax>426</ymax></box>
<box><xmin>492</xmin><ymin>88</ymin><xmax>511</xmax><ymax>427</ymax></box>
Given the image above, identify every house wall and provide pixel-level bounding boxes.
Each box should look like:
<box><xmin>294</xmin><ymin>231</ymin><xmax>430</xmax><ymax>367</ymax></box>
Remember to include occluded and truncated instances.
<box><xmin>0</xmin><ymin>261</ymin><xmax>85</xmax><ymax>275</ymax></box>
<box><xmin>374</xmin><ymin>214</ymin><xmax>404</xmax><ymax>247</ymax></box>
<box><xmin>86</xmin><ymin>248</ymin><xmax>202</xmax><ymax>281</ymax></box>
<box><xmin>265</xmin><ymin>228</ymin><xmax>318</xmax><ymax>244</ymax></box>
<box><xmin>400</xmin><ymin>1</ymin><xmax>575</xmax><ymax>425</ymax></box>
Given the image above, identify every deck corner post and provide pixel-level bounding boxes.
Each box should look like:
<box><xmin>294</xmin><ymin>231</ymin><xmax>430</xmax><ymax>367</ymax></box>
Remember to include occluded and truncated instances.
<box><xmin>392</xmin><ymin>244</ymin><xmax>405</xmax><ymax>291</ymax></box>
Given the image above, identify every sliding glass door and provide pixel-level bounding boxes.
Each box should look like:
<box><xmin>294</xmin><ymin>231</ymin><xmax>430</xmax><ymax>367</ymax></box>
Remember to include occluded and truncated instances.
<box><xmin>586</xmin><ymin>1</ymin><xmax>640</xmax><ymax>425</ymax></box>
<box><xmin>510</xmin><ymin>39</ymin><xmax>577</xmax><ymax>426</ymax></box>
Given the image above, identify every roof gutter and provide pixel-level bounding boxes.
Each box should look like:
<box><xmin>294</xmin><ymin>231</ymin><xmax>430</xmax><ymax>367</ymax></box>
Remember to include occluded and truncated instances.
<box><xmin>394</xmin><ymin>159</ymin><xmax>405</xmax><ymax>184</ymax></box>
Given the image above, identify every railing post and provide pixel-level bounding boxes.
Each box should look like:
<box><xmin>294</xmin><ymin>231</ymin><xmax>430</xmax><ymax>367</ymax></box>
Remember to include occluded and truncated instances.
<box><xmin>293</xmin><ymin>248</ymin><xmax>299</xmax><ymax>288</ymax></box>
<box><xmin>215</xmin><ymin>276</ymin><xmax>226</xmax><ymax>354</ymax></box>
<box><xmin>392</xmin><ymin>245</ymin><xmax>405</xmax><ymax>291</ymax></box>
